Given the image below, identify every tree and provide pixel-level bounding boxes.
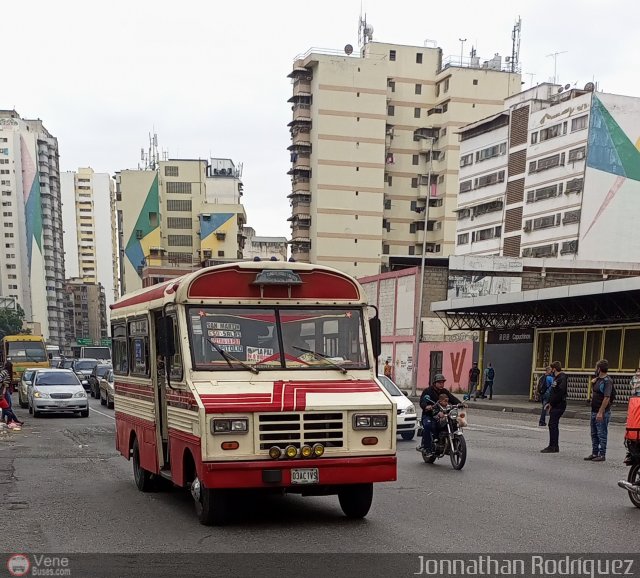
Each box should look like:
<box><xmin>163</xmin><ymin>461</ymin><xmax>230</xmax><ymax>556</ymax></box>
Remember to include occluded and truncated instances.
<box><xmin>0</xmin><ymin>305</ymin><xmax>30</xmax><ymax>340</ymax></box>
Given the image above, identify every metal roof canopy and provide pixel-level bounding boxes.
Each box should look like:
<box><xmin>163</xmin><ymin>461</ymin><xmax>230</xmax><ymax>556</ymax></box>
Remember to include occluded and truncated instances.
<box><xmin>431</xmin><ymin>276</ymin><xmax>640</xmax><ymax>331</ymax></box>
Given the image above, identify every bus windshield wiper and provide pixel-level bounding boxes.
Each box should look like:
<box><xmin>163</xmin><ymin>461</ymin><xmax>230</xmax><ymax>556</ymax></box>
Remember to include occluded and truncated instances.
<box><xmin>291</xmin><ymin>346</ymin><xmax>348</xmax><ymax>374</ymax></box>
<box><xmin>206</xmin><ymin>337</ymin><xmax>259</xmax><ymax>374</ymax></box>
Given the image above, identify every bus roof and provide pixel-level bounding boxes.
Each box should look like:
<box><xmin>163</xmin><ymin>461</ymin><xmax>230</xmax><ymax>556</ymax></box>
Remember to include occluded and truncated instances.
<box><xmin>111</xmin><ymin>261</ymin><xmax>366</xmax><ymax>314</ymax></box>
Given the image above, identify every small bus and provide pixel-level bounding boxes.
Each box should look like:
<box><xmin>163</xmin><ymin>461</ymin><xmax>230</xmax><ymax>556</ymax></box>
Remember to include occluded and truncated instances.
<box><xmin>1</xmin><ymin>335</ymin><xmax>50</xmax><ymax>383</ymax></box>
<box><xmin>111</xmin><ymin>261</ymin><xmax>397</xmax><ymax>525</ymax></box>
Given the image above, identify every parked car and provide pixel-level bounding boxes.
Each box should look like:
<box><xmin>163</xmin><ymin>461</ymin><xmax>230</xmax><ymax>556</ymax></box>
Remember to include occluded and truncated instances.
<box><xmin>18</xmin><ymin>368</ymin><xmax>39</xmax><ymax>409</ymax></box>
<box><xmin>27</xmin><ymin>369</ymin><xmax>89</xmax><ymax>417</ymax></box>
<box><xmin>99</xmin><ymin>369</ymin><xmax>115</xmax><ymax>409</ymax></box>
<box><xmin>88</xmin><ymin>363</ymin><xmax>112</xmax><ymax>399</ymax></box>
<box><xmin>71</xmin><ymin>358</ymin><xmax>99</xmax><ymax>392</ymax></box>
<box><xmin>377</xmin><ymin>374</ymin><xmax>418</xmax><ymax>440</ymax></box>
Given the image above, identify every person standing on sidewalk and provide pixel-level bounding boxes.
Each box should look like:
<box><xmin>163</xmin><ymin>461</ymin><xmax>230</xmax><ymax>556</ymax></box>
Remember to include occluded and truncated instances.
<box><xmin>467</xmin><ymin>362</ymin><xmax>480</xmax><ymax>400</ymax></box>
<box><xmin>541</xmin><ymin>361</ymin><xmax>567</xmax><ymax>453</ymax></box>
<box><xmin>482</xmin><ymin>363</ymin><xmax>495</xmax><ymax>399</ymax></box>
<box><xmin>537</xmin><ymin>367</ymin><xmax>554</xmax><ymax>426</ymax></box>
<box><xmin>584</xmin><ymin>359</ymin><xmax>614</xmax><ymax>463</ymax></box>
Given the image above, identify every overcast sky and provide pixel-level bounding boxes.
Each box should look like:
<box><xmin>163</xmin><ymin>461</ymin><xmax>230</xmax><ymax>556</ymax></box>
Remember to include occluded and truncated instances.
<box><xmin>4</xmin><ymin>0</ymin><xmax>639</xmax><ymax>239</ymax></box>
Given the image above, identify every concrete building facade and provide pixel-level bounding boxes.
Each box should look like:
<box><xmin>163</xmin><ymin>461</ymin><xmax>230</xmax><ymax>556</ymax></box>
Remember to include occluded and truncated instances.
<box><xmin>287</xmin><ymin>41</ymin><xmax>522</xmax><ymax>277</ymax></box>
<box><xmin>455</xmin><ymin>85</ymin><xmax>640</xmax><ymax>261</ymax></box>
<box><xmin>0</xmin><ymin>110</ymin><xmax>65</xmax><ymax>346</ymax></box>
<box><xmin>243</xmin><ymin>227</ymin><xmax>288</xmax><ymax>261</ymax></box>
<box><xmin>115</xmin><ymin>158</ymin><xmax>247</xmax><ymax>294</ymax></box>
<box><xmin>61</xmin><ymin>167</ymin><xmax>119</xmax><ymax>309</ymax></box>
<box><xmin>63</xmin><ymin>278</ymin><xmax>108</xmax><ymax>346</ymax></box>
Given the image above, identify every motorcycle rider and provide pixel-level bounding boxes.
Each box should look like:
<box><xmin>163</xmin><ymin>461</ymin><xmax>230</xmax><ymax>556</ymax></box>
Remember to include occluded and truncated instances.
<box><xmin>418</xmin><ymin>373</ymin><xmax>463</xmax><ymax>455</ymax></box>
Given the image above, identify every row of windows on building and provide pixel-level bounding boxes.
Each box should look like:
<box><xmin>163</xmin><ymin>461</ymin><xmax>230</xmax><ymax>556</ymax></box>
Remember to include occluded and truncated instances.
<box><xmin>460</xmin><ymin>142</ymin><xmax>507</xmax><ymax>168</ymax></box>
<box><xmin>531</xmin><ymin>114</ymin><xmax>588</xmax><ymax>145</ymax></box>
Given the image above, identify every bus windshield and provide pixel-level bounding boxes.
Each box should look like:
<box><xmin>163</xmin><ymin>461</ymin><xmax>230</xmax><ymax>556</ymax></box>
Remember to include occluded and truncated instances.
<box><xmin>7</xmin><ymin>341</ymin><xmax>47</xmax><ymax>362</ymax></box>
<box><xmin>188</xmin><ymin>307</ymin><xmax>368</xmax><ymax>371</ymax></box>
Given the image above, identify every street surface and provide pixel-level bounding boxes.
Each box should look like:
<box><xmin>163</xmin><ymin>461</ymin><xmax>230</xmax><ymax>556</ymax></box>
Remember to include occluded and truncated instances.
<box><xmin>2</xmin><ymin>398</ymin><xmax>638</xmax><ymax>553</ymax></box>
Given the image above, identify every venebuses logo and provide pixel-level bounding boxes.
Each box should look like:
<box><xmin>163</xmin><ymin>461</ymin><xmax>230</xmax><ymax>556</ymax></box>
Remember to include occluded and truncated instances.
<box><xmin>7</xmin><ymin>554</ymin><xmax>31</xmax><ymax>577</ymax></box>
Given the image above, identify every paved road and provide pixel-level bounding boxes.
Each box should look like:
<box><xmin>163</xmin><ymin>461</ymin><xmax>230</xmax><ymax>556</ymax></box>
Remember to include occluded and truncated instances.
<box><xmin>2</xmin><ymin>398</ymin><xmax>638</xmax><ymax>553</ymax></box>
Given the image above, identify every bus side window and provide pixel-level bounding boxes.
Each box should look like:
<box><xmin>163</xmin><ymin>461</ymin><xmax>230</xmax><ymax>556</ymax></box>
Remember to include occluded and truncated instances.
<box><xmin>128</xmin><ymin>318</ymin><xmax>150</xmax><ymax>378</ymax></box>
<box><xmin>112</xmin><ymin>323</ymin><xmax>128</xmax><ymax>375</ymax></box>
<box><xmin>161</xmin><ymin>314</ymin><xmax>183</xmax><ymax>382</ymax></box>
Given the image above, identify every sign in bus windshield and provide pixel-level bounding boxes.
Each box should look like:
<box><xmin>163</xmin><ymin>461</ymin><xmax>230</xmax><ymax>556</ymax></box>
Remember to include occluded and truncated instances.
<box><xmin>188</xmin><ymin>307</ymin><xmax>368</xmax><ymax>371</ymax></box>
<box><xmin>7</xmin><ymin>341</ymin><xmax>48</xmax><ymax>362</ymax></box>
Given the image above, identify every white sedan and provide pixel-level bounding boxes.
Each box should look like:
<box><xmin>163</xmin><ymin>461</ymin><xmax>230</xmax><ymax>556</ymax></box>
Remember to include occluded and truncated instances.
<box><xmin>377</xmin><ymin>375</ymin><xmax>418</xmax><ymax>440</ymax></box>
<box><xmin>28</xmin><ymin>369</ymin><xmax>89</xmax><ymax>418</ymax></box>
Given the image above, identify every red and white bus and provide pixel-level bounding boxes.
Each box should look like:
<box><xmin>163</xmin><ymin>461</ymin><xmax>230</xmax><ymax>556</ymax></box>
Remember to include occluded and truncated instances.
<box><xmin>110</xmin><ymin>261</ymin><xmax>397</xmax><ymax>525</ymax></box>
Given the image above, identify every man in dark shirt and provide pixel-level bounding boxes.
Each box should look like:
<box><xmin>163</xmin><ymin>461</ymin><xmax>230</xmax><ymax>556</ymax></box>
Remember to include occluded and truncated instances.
<box><xmin>418</xmin><ymin>374</ymin><xmax>462</xmax><ymax>455</ymax></box>
<box><xmin>541</xmin><ymin>360</ymin><xmax>568</xmax><ymax>453</ymax></box>
<box><xmin>467</xmin><ymin>362</ymin><xmax>480</xmax><ymax>400</ymax></box>
<box><xmin>584</xmin><ymin>359</ymin><xmax>613</xmax><ymax>462</ymax></box>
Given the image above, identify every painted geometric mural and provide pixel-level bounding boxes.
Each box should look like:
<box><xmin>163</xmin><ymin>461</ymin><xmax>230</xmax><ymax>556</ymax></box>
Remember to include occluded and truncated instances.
<box><xmin>125</xmin><ymin>173</ymin><xmax>160</xmax><ymax>276</ymax></box>
<box><xmin>199</xmin><ymin>213</ymin><xmax>234</xmax><ymax>253</ymax></box>
<box><xmin>20</xmin><ymin>135</ymin><xmax>43</xmax><ymax>275</ymax></box>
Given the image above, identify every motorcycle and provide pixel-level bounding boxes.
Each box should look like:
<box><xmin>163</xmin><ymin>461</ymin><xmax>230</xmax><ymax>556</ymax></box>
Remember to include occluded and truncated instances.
<box><xmin>417</xmin><ymin>404</ymin><xmax>467</xmax><ymax>470</ymax></box>
<box><xmin>617</xmin><ymin>440</ymin><xmax>640</xmax><ymax>508</ymax></box>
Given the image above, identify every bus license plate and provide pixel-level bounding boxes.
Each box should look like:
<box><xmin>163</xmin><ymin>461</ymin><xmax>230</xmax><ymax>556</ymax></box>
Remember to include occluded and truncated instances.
<box><xmin>291</xmin><ymin>468</ymin><xmax>319</xmax><ymax>484</ymax></box>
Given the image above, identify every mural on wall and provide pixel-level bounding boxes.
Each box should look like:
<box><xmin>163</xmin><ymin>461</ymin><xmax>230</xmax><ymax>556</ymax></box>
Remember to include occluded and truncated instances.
<box><xmin>581</xmin><ymin>94</ymin><xmax>640</xmax><ymax>258</ymax></box>
<box><xmin>199</xmin><ymin>213</ymin><xmax>234</xmax><ymax>255</ymax></box>
<box><xmin>125</xmin><ymin>174</ymin><xmax>160</xmax><ymax>277</ymax></box>
<box><xmin>447</xmin><ymin>274</ymin><xmax>521</xmax><ymax>299</ymax></box>
<box><xmin>20</xmin><ymin>135</ymin><xmax>43</xmax><ymax>276</ymax></box>
<box><xmin>417</xmin><ymin>341</ymin><xmax>474</xmax><ymax>392</ymax></box>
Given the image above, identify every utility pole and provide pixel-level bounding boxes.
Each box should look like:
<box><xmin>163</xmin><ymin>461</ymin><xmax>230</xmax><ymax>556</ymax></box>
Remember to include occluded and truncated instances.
<box><xmin>459</xmin><ymin>38</ymin><xmax>467</xmax><ymax>66</ymax></box>
<box><xmin>546</xmin><ymin>51</ymin><xmax>567</xmax><ymax>85</ymax></box>
<box><xmin>412</xmin><ymin>136</ymin><xmax>435</xmax><ymax>396</ymax></box>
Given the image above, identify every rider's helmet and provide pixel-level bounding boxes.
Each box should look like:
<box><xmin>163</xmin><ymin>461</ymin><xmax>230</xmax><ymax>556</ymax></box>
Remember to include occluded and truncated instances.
<box><xmin>433</xmin><ymin>373</ymin><xmax>446</xmax><ymax>384</ymax></box>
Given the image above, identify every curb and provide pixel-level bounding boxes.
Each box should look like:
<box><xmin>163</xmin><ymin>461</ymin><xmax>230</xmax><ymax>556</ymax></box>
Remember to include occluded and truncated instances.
<box><xmin>408</xmin><ymin>397</ymin><xmax>627</xmax><ymax>424</ymax></box>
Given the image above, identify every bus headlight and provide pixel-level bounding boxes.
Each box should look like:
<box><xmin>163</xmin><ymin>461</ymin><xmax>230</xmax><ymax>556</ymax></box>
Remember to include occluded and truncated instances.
<box><xmin>211</xmin><ymin>418</ymin><xmax>249</xmax><ymax>434</ymax></box>
<box><xmin>353</xmin><ymin>414</ymin><xmax>388</xmax><ymax>429</ymax></box>
<box><xmin>312</xmin><ymin>443</ymin><xmax>325</xmax><ymax>457</ymax></box>
<box><xmin>285</xmin><ymin>445</ymin><xmax>298</xmax><ymax>458</ymax></box>
<box><xmin>301</xmin><ymin>445</ymin><xmax>313</xmax><ymax>458</ymax></box>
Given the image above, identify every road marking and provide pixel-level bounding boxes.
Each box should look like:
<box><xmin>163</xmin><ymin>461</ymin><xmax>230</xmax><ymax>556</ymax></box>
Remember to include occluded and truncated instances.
<box><xmin>90</xmin><ymin>407</ymin><xmax>115</xmax><ymax>421</ymax></box>
<box><xmin>469</xmin><ymin>423</ymin><xmax>580</xmax><ymax>433</ymax></box>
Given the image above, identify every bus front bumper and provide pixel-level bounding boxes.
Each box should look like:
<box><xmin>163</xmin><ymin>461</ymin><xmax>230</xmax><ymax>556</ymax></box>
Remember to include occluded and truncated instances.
<box><xmin>201</xmin><ymin>455</ymin><xmax>397</xmax><ymax>489</ymax></box>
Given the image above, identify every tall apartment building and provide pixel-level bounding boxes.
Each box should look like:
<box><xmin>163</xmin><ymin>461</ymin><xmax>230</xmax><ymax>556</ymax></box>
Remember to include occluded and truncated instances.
<box><xmin>115</xmin><ymin>158</ymin><xmax>247</xmax><ymax>294</ymax></box>
<box><xmin>0</xmin><ymin>110</ymin><xmax>65</xmax><ymax>345</ymax></box>
<box><xmin>454</xmin><ymin>85</ymin><xmax>640</xmax><ymax>261</ymax></box>
<box><xmin>63</xmin><ymin>278</ymin><xmax>108</xmax><ymax>346</ymax></box>
<box><xmin>287</xmin><ymin>41</ymin><xmax>522</xmax><ymax>277</ymax></box>
<box><xmin>61</xmin><ymin>167</ymin><xmax>119</xmax><ymax>309</ymax></box>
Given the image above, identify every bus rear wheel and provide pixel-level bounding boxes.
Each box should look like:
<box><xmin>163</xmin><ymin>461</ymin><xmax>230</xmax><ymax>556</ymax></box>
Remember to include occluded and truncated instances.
<box><xmin>338</xmin><ymin>483</ymin><xmax>373</xmax><ymax>519</ymax></box>
<box><xmin>192</xmin><ymin>477</ymin><xmax>232</xmax><ymax>526</ymax></box>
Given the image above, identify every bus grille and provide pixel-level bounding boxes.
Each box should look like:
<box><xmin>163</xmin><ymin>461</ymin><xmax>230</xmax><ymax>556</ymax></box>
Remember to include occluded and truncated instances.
<box><xmin>258</xmin><ymin>412</ymin><xmax>344</xmax><ymax>451</ymax></box>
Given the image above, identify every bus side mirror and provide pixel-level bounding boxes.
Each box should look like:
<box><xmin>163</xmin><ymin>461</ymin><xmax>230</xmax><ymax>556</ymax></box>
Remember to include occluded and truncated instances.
<box><xmin>369</xmin><ymin>317</ymin><xmax>381</xmax><ymax>359</ymax></box>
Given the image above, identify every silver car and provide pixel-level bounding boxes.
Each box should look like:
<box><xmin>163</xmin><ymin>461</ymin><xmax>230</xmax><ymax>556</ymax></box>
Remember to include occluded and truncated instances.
<box><xmin>28</xmin><ymin>369</ymin><xmax>89</xmax><ymax>417</ymax></box>
<box><xmin>18</xmin><ymin>368</ymin><xmax>39</xmax><ymax>409</ymax></box>
<box><xmin>98</xmin><ymin>369</ymin><xmax>115</xmax><ymax>409</ymax></box>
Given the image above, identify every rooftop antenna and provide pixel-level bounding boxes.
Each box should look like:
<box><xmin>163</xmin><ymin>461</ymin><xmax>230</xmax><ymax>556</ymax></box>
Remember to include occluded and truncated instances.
<box><xmin>525</xmin><ymin>72</ymin><xmax>536</xmax><ymax>87</ymax></box>
<box><xmin>547</xmin><ymin>50</ymin><xmax>567</xmax><ymax>85</ymax></box>
<box><xmin>511</xmin><ymin>17</ymin><xmax>522</xmax><ymax>73</ymax></box>
<box><xmin>459</xmin><ymin>38</ymin><xmax>467</xmax><ymax>66</ymax></box>
<box><xmin>358</xmin><ymin>10</ymin><xmax>373</xmax><ymax>47</ymax></box>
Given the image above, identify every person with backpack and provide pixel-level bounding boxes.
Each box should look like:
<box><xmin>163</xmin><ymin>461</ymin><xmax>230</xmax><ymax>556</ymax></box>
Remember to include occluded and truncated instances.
<box><xmin>481</xmin><ymin>363</ymin><xmax>495</xmax><ymax>399</ymax></box>
<box><xmin>467</xmin><ymin>362</ymin><xmax>480</xmax><ymax>400</ymax></box>
<box><xmin>584</xmin><ymin>359</ymin><xmax>615</xmax><ymax>462</ymax></box>
<box><xmin>537</xmin><ymin>366</ymin><xmax>554</xmax><ymax>426</ymax></box>
<box><xmin>541</xmin><ymin>360</ymin><xmax>568</xmax><ymax>453</ymax></box>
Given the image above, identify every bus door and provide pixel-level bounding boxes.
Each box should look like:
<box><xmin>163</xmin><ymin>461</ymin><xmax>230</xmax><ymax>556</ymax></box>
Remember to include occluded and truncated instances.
<box><xmin>153</xmin><ymin>311</ymin><xmax>170</xmax><ymax>468</ymax></box>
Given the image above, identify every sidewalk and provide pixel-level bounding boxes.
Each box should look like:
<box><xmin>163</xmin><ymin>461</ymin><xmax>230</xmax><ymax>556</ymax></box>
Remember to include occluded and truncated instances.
<box><xmin>409</xmin><ymin>394</ymin><xmax>628</xmax><ymax>424</ymax></box>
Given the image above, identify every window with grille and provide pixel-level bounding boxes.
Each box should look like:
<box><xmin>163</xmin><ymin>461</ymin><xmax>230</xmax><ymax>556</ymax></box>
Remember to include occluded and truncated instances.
<box><xmin>164</xmin><ymin>166</ymin><xmax>179</xmax><ymax>177</ymax></box>
<box><xmin>526</xmin><ymin>183</ymin><xmax>563</xmax><ymax>203</ymax></box>
<box><xmin>166</xmin><ymin>182</ymin><xmax>192</xmax><ymax>194</ymax></box>
<box><xmin>571</xmin><ymin>115</ymin><xmax>588</xmax><ymax>132</ymax></box>
<box><xmin>167</xmin><ymin>199</ymin><xmax>192</xmax><ymax>212</ymax></box>
<box><xmin>529</xmin><ymin>153</ymin><xmax>564</xmax><ymax>173</ymax></box>
<box><xmin>474</xmin><ymin>170</ymin><xmax>505</xmax><ymax>189</ymax></box>
<box><xmin>460</xmin><ymin>153</ymin><xmax>473</xmax><ymax>168</ymax></box>
<box><xmin>472</xmin><ymin>226</ymin><xmax>501</xmax><ymax>242</ymax></box>
<box><xmin>457</xmin><ymin>208</ymin><xmax>471</xmax><ymax>220</ymax></box>
<box><xmin>167</xmin><ymin>217</ymin><xmax>192</xmax><ymax>229</ymax></box>
<box><xmin>565</xmin><ymin>178</ymin><xmax>584</xmax><ymax>194</ymax></box>
<box><xmin>457</xmin><ymin>233</ymin><xmax>469</xmax><ymax>245</ymax></box>
<box><xmin>475</xmin><ymin>143</ymin><xmax>507</xmax><ymax>162</ymax></box>
<box><xmin>459</xmin><ymin>180</ymin><xmax>473</xmax><ymax>193</ymax></box>
<box><xmin>539</xmin><ymin>122</ymin><xmax>566</xmax><ymax>142</ymax></box>
<box><xmin>563</xmin><ymin>210</ymin><xmax>581</xmax><ymax>225</ymax></box>
<box><xmin>167</xmin><ymin>235</ymin><xmax>193</xmax><ymax>247</ymax></box>
<box><xmin>568</xmin><ymin>146</ymin><xmax>586</xmax><ymax>162</ymax></box>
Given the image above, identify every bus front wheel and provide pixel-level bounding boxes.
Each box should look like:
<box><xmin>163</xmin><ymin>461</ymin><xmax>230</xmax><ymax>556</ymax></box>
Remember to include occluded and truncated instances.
<box><xmin>338</xmin><ymin>483</ymin><xmax>373</xmax><ymax>519</ymax></box>
<box><xmin>132</xmin><ymin>438</ymin><xmax>157</xmax><ymax>492</ymax></box>
<box><xmin>192</xmin><ymin>477</ymin><xmax>231</xmax><ymax>526</ymax></box>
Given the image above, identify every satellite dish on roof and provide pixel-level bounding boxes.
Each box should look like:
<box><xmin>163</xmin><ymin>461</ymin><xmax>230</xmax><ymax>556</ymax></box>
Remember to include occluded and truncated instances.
<box><xmin>344</xmin><ymin>44</ymin><xmax>354</xmax><ymax>55</ymax></box>
<box><xmin>564</xmin><ymin>83</ymin><xmax>571</xmax><ymax>90</ymax></box>
<box><xmin>584</xmin><ymin>81</ymin><xmax>595</xmax><ymax>92</ymax></box>
<box><xmin>557</xmin><ymin>86</ymin><xmax>564</xmax><ymax>94</ymax></box>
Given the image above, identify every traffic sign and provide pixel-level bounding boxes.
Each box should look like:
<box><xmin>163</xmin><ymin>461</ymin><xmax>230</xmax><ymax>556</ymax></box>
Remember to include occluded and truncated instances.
<box><xmin>76</xmin><ymin>338</ymin><xmax>92</xmax><ymax>346</ymax></box>
<box><xmin>101</xmin><ymin>339</ymin><xmax>112</xmax><ymax>347</ymax></box>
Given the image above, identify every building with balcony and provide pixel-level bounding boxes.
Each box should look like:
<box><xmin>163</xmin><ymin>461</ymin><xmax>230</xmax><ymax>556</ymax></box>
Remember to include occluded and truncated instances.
<box><xmin>0</xmin><ymin>110</ymin><xmax>66</xmax><ymax>346</ymax></box>
<box><xmin>286</xmin><ymin>39</ymin><xmax>522</xmax><ymax>277</ymax></box>
<box><xmin>454</xmin><ymin>85</ymin><xmax>640</xmax><ymax>261</ymax></box>
<box><xmin>61</xmin><ymin>168</ymin><xmax>119</xmax><ymax>310</ymax></box>
<box><xmin>115</xmin><ymin>158</ymin><xmax>247</xmax><ymax>294</ymax></box>
<box><xmin>243</xmin><ymin>227</ymin><xmax>288</xmax><ymax>261</ymax></box>
<box><xmin>63</xmin><ymin>278</ymin><xmax>108</xmax><ymax>346</ymax></box>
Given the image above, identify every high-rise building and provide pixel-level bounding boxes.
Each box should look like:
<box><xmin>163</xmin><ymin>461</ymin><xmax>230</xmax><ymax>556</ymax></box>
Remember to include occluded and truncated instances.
<box><xmin>242</xmin><ymin>227</ymin><xmax>288</xmax><ymax>261</ymax></box>
<box><xmin>0</xmin><ymin>110</ymin><xmax>65</xmax><ymax>345</ymax></box>
<box><xmin>286</xmin><ymin>41</ymin><xmax>522</xmax><ymax>277</ymax></box>
<box><xmin>454</xmin><ymin>85</ymin><xmax>640</xmax><ymax>261</ymax></box>
<box><xmin>61</xmin><ymin>167</ymin><xmax>119</xmax><ymax>309</ymax></box>
<box><xmin>63</xmin><ymin>278</ymin><xmax>108</xmax><ymax>347</ymax></box>
<box><xmin>115</xmin><ymin>158</ymin><xmax>247</xmax><ymax>294</ymax></box>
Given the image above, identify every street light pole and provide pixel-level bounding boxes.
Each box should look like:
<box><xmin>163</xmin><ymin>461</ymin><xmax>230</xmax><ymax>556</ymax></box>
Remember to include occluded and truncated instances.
<box><xmin>459</xmin><ymin>38</ymin><xmax>467</xmax><ymax>65</ymax></box>
<box><xmin>412</xmin><ymin>136</ymin><xmax>434</xmax><ymax>396</ymax></box>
